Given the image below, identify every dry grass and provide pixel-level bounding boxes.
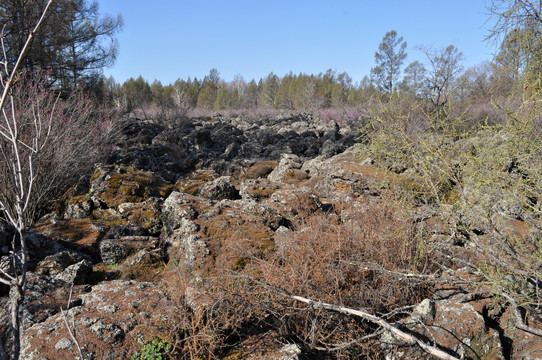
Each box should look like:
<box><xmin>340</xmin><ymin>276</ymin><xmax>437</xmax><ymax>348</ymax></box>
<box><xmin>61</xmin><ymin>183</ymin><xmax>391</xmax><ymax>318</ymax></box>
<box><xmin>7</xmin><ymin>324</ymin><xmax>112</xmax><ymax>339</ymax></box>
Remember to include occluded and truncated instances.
<box><xmin>162</xmin><ymin>195</ymin><xmax>435</xmax><ymax>358</ymax></box>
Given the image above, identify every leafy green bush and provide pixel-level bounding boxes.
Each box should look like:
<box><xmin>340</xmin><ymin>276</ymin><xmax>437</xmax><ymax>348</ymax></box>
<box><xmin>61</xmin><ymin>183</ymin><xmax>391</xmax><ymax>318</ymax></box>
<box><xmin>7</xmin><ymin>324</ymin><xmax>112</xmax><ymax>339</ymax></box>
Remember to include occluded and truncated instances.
<box><xmin>131</xmin><ymin>337</ymin><xmax>172</xmax><ymax>360</ymax></box>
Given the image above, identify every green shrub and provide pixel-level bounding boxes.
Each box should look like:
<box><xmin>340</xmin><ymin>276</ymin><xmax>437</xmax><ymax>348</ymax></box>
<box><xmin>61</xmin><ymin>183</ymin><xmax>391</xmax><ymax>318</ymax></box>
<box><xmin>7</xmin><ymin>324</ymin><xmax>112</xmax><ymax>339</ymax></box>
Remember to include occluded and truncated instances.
<box><xmin>132</xmin><ymin>337</ymin><xmax>172</xmax><ymax>360</ymax></box>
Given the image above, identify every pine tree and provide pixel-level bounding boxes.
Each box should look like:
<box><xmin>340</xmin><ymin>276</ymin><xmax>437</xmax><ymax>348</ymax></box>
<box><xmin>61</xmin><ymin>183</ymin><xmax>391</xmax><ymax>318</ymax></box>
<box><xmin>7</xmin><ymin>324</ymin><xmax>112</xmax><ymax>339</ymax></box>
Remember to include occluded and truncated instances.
<box><xmin>370</xmin><ymin>30</ymin><xmax>407</xmax><ymax>93</ymax></box>
<box><xmin>0</xmin><ymin>0</ymin><xmax>123</xmax><ymax>90</ymax></box>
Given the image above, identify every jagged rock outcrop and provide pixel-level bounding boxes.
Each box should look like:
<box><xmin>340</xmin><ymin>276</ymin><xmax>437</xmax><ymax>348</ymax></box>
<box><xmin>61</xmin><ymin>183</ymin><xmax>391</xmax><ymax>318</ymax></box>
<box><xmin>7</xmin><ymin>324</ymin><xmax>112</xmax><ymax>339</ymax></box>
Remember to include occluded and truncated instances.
<box><xmin>3</xmin><ymin>113</ymin><xmax>539</xmax><ymax>359</ymax></box>
<box><xmin>107</xmin><ymin>113</ymin><xmax>360</xmax><ymax>180</ymax></box>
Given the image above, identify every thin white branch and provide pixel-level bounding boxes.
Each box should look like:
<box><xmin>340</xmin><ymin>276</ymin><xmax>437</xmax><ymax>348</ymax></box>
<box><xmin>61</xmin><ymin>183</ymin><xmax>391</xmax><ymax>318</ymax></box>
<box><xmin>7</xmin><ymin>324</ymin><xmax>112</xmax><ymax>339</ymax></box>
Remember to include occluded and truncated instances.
<box><xmin>291</xmin><ymin>295</ymin><xmax>460</xmax><ymax>360</ymax></box>
<box><xmin>0</xmin><ymin>268</ymin><xmax>15</xmax><ymax>284</ymax></box>
<box><xmin>61</xmin><ymin>284</ymin><xmax>84</xmax><ymax>359</ymax></box>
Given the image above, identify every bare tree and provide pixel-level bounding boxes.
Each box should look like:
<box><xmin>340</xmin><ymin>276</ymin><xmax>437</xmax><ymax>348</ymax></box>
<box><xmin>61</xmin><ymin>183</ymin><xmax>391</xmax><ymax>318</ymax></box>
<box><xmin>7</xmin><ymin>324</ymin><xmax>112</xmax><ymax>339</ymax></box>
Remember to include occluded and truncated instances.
<box><xmin>486</xmin><ymin>0</ymin><xmax>542</xmax><ymax>80</ymax></box>
<box><xmin>400</xmin><ymin>60</ymin><xmax>427</xmax><ymax>97</ymax></box>
<box><xmin>0</xmin><ymin>2</ymin><xmax>54</xmax><ymax>358</ymax></box>
<box><xmin>418</xmin><ymin>45</ymin><xmax>464</xmax><ymax>123</ymax></box>
<box><xmin>486</xmin><ymin>0</ymin><xmax>542</xmax><ymax>42</ymax></box>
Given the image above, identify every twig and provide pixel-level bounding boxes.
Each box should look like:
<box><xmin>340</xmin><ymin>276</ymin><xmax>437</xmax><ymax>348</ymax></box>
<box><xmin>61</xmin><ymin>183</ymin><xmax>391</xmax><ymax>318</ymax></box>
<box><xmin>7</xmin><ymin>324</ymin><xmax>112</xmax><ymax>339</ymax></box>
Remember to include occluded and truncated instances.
<box><xmin>220</xmin><ymin>270</ymin><xmax>460</xmax><ymax>359</ymax></box>
<box><xmin>338</xmin><ymin>259</ymin><xmax>440</xmax><ymax>281</ymax></box>
<box><xmin>314</xmin><ymin>329</ymin><xmax>384</xmax><ymax>351</ymax></box>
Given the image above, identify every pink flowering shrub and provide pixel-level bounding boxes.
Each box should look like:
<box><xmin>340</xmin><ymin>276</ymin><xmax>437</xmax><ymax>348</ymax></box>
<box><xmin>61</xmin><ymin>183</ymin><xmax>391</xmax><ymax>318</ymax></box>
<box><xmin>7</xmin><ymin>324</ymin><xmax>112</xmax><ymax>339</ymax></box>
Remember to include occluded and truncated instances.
<box><xmin>0</xmin><ymin>68</ymin><xmax>119</xmax><ymax>223</ymax></box>
<box><xmin>318</xmin><ymin>106</ymin><xmax>366</xmax><ymax>127</ymax></box>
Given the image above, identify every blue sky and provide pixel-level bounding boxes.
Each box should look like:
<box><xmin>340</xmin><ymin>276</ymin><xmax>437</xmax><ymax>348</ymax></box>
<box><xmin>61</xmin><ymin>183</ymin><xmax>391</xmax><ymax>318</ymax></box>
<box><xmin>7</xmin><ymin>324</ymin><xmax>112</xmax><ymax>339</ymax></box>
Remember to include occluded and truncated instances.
<box><xmin>97</xmin><ymin>1</ymin><xmax>496</xmax><ymax>85</ymax></box>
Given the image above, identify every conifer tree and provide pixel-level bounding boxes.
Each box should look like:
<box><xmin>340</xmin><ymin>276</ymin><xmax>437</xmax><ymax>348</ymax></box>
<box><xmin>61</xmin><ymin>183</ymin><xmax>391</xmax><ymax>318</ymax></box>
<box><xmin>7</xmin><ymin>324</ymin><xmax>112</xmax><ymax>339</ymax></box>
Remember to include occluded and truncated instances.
<box><xmin>258</xmin><ymin>73</ymin><xmax>279</xmax><ymax>108</ymax></box>
<box><xmin>0</xmin><ymin>0</ymin><xmax>123</xmax><ymax>90</ymax></box>
<box><xmin>197</xmin><ymin>69</ymin><xmax>220</xmax><ymax>109</ymax></box>
<box><xmin>370</xmin><ymin>30</ymin><xmax>408</xmax><ymax>93</ymax></box>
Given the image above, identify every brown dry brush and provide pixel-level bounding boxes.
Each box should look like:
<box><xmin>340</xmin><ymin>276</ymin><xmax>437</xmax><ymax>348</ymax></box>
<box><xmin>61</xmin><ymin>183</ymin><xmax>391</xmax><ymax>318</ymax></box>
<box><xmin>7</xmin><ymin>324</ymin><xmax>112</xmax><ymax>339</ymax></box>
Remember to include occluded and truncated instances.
<box><xmin>183</xmin><ymin>198</ymin><xmax>437</xmax><ymax>358</ymax></box>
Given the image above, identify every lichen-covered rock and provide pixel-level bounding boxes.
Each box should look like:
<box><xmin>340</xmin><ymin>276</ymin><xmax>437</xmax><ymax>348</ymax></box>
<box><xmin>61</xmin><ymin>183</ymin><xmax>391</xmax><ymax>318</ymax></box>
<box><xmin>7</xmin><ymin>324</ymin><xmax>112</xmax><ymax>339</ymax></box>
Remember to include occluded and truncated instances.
<box><xmin>267</xmin><ymin>154</ymin><xmax>303</xmax><ymax>182</ymax></box>
<box><xmin>198</xmin><ymin>176</ymin><xmax>240</xmax><ymax>200</ymax></box>
<box><xmin>0</xmin><ymin>273</ymin><xmax>81</xmax><ymax>335</ymax></box>
<box><xmin>99</xmin><ymin>235</ymin><xmax>159</xmax><ymax>266</ymax></box>
<box><xmin>381</xmin><ymin>295</ymin><xmax>505</xmax><ymax>360</ymax></box>
<box><xmin>161</xmin><ymin>191</ymin><xmax>279</xmax><ymax>282</ymax></box>
<box><xmin>19</xmin><ymin>280</ymin><xmax>177</xmax><ymax>360</ymax></box>
<box><xmin>239</xmin><ymin>179</ymin><xmax>281</xmax><ymax>201</ymax></box>
<box><xmin>89</xmin><ymin>165</ymin><xmax>173</xmax><ymax>209</ymax></box>
<box><xmin>162</xmin><ymin>192</ymin><xmax>208</xmax><ymax>234</ymax></box>
<box><xmin>64</xmin><ymin>197</ymin><xmax>94</xmax><ymax>219</ymax></box>
<box><xmin>54</xmin><ymin>259</ymin><xmax>94</xmax><ymax>284</ymax></box>
<box><xmin>36</xmin><ymin>250</ymin><xmax>91</xmax><ymax>278</ymax></box>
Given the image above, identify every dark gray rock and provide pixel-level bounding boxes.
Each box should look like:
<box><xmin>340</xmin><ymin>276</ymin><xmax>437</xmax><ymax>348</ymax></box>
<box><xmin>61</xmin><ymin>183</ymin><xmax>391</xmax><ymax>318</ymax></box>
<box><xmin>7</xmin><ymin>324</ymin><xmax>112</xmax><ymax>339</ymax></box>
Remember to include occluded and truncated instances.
<box><xmin>199</xmin><ymin>176</ymin><xmax>240</xmax><ymax>200</ymax></box>
<box><xmin>0</xmin><ymin>220</ymin><xmax>14</xmax><ymax>255</ymax></box>
<box><xmin>36</xmin><ymin>250</ymin><xmax>91</xmax><ymax>277</ymax></box>
<box><xmin>55</xmin><ymin>259</ymin><xmax>94</xmax><ymax>284</ymax></box>
<box><xmin>320</xmin><ymin>139</ymin><xmax>346</xmax><ymax>158</ymax></box>
<box><xmin>99</xmin><ymin>236</ymin><xmax>158</xmax><ymax>265</ymax></box>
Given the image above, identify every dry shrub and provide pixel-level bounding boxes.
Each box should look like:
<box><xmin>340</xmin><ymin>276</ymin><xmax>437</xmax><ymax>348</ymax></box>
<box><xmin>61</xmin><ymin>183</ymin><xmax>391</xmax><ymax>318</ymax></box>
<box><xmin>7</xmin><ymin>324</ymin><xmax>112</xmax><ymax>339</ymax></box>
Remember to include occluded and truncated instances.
<box><xmin>241</xmin><ymin>160</ymin><xmax>277</xmax><ymax>180</ymax></box>
<box><xmin>185</xmin><ymin>198</ymin><xmax>434</xmax><ymax>358</ymax></box>
<box><xmin>466</xmin><ymin>101</ymin><xmax>508</xmax><ymax>127</ymax></box>
<box><xmin>0</xmin><ymin>68</ymin><xmax>119</xmax><ymax>223</ymax></box>
<box><xmin>255</xmin><ymin>198</ymin><xmax>430</xmax><ymax>312</ymax></box>
<box><xmin>160</xmin><ymin>270</ymin><xmax>272</xmax><ymax>359</ymax></box>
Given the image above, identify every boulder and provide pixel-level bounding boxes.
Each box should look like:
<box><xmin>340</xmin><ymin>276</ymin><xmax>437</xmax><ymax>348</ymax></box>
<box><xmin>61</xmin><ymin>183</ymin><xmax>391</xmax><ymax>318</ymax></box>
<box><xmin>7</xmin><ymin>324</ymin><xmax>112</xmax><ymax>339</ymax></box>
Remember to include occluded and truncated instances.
<box><xmin>267</xmin><ymin>154</ymin><xmax>303</xmax><ymax>182</ymax></box>
<box><xmin>20</xmin><ymin>280</ymin><xmax>178</xmax><ymax>360</ymax></box>
<box><xmin>162</xmin><ymin>192</ymin><xmax>206</xmax><ymax>235</ymax></box>
<box><xmin>381</xmin><ymin>296</ymin><xmax>505</xmax><ymax>360</ymax></box>
<box><xmin>320</xmin><ymin>139</ymin><xmax>345</xmax><ymax>158</ymax></box>
<box><xmin>54</xmin><ymin>259</ymin><xmax>94</xmax><ymax>284</ymax></box>
<box><xmin>36</xmin><ymin>250</ymin><xmax>92</xmax><ymax>278</ymax></box>
<box><xmin>199</xmin><ymin>176</ymin><xmax>240</xmax><ymax>200</ymax></box>
<box><xmin>64</xmin><ymin>198</ymin><xmax>93</xmax><ymax>219</ymax></box>
<box><xmin>99</xmin><ymin>235</ymin><xmax>159</xmax><ymax>266</ymax></box>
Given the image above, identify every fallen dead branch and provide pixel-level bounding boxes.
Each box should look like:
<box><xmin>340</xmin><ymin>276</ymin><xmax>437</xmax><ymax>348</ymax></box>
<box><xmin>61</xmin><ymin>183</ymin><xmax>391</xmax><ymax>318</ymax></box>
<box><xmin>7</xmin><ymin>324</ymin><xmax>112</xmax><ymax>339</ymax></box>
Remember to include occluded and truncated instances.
<box><xmin>291</xmin><ymin>295</ymin><xmax>460</xmax><ymax>360</ymax></box>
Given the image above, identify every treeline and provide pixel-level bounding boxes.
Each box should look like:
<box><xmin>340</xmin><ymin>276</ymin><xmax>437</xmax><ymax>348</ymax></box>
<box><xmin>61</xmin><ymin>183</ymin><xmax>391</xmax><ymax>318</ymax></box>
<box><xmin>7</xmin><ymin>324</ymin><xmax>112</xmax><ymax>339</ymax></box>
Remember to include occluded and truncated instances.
<box><xmin>101</xmin><ymin>69</ymin><xmax>378</xmax><ymax>113</ymax></box>
<box><xmin>2</xmin><ymin>0</ymin><xmax>536</xmax><ymax>119</ymax></box>
<box><xmin>99</xmin><ymin>61</ymin><xmax>516</xmax><ymax>116</ymax></box>
<box><xmin>97</xmin><ymin>36</ymin><xmax>525</xmax><ymax>116</ymax></box>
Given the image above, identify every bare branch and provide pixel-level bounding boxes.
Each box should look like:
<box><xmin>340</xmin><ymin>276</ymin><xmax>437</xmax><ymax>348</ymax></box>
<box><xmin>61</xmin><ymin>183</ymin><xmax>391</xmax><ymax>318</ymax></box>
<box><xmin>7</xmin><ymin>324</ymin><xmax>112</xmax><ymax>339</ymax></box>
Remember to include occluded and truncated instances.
<box><xmin>61</xmin><ymin>283</ymin><xmax>84</xmax><ymax>359</ymax></box>
<box><xmin>313</xmin><ymin>330</ymin><xmax>385</xmax><ymax>352</ymax></box>
<box><xmin>291</xmin><ymin>295</ymin><xmax>460</xmax><ymax>360</ymax></box>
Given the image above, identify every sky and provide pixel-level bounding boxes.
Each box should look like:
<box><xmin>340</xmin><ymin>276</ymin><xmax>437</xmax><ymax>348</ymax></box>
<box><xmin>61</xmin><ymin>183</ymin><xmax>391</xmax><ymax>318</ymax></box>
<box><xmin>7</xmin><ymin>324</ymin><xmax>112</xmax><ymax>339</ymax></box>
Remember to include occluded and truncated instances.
<box><xmin>97</xmin><ymin>0</ymin><xmax>497</xmax><ymax>86</ymax></box>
